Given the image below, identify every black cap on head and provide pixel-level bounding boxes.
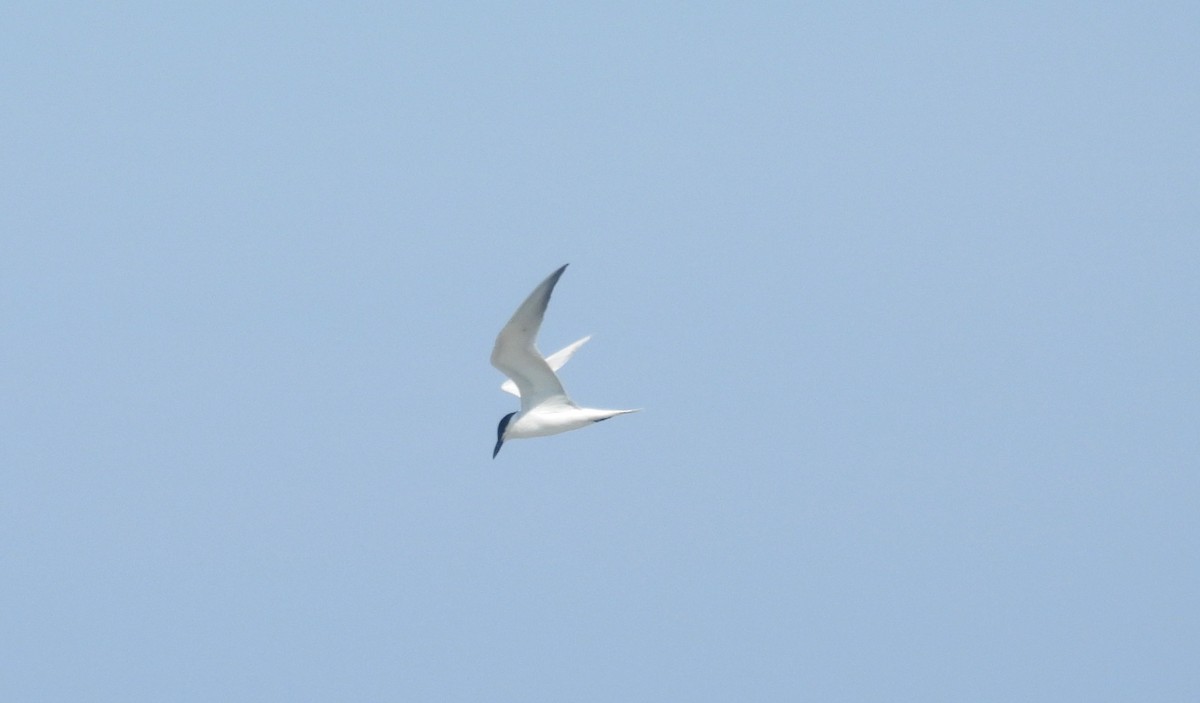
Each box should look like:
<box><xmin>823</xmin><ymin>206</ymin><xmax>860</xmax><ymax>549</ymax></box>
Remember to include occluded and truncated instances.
<box><xmin>493</xmin><ymin>412</ymin><xmax>516</xmax><ymax>459</ymax></box>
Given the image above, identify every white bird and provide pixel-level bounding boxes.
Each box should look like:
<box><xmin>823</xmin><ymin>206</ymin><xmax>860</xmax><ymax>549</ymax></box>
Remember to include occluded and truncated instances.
<box><xmin>491</xmin><ymin>264</ymin><xmax>639</xmax><ymax>458</ymax></box>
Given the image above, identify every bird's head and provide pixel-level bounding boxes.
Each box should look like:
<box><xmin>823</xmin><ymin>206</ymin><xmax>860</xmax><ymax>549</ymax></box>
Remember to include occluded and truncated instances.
<box><xmin>493</xmin><ymin>411</ymin><xmax>517</xmax><ymax>458</ymax></box>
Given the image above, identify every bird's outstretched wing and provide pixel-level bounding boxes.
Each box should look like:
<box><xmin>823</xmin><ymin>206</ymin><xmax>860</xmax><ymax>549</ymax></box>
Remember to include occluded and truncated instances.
<box><xmin>491</xmin><ymin>264</ymin><xmax>572</xmax><ymax>411</ymax></box>
<box><xmin>500</xmin><ymin>335</ymin><xmax>591</xmax><ymax>397</ymax></box>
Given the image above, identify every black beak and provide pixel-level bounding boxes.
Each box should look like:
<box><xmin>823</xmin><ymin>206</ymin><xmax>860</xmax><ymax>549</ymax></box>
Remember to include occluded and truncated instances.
<box><xmin>493</xmin><ymin>438</ymin><xmax>504</xmax><ymax>459</ymax></box>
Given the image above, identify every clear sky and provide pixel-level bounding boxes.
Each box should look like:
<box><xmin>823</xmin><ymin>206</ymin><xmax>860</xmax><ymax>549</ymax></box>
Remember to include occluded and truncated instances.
<box><xmin>3</xmin><ymin>3</ymin><xmax>1197</xmax><ymax>701</ymax></box>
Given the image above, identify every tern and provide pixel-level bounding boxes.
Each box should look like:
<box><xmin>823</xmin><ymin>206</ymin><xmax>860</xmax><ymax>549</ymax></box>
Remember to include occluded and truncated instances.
<box><xmin>491</xmin><ymin>264</ymin><xmax>639</xmax><ymax>458</ymax></box>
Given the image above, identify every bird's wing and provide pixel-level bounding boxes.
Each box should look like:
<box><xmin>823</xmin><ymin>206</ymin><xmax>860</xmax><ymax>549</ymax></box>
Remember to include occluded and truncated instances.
<box><xmin>500</xmin><ymin>335</ymin><xmax>591</xmax><ymax>397</ymax></box>
<box><xmin>491</xmin><ymin>264</ymin><xmax>572</xmax><ymax>411</ymax></box>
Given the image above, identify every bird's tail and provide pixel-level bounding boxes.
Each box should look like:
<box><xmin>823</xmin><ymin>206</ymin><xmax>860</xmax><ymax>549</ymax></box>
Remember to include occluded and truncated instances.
<box><xmin>591</xmin><ymin>408</ymin><xmax>641</xmax><ymax>423</ymax></box>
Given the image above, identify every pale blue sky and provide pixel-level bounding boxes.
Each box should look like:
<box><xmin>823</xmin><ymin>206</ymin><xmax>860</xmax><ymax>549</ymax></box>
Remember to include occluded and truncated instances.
<box><xmin>3</xmin><ymin>3</ymin><xmax>1198</xmax><ymax>701</ymax></box>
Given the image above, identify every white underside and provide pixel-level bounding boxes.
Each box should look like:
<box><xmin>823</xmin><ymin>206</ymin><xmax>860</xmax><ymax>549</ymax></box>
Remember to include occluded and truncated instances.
<box><xmin>506</xmin><ymin>403</ymin><xmax>640</xmax><ymax>439</ymax></box>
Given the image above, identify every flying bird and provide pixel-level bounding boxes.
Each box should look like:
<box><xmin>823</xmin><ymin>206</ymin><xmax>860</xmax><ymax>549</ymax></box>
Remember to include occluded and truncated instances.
<box><xmin>491</xmin><ymin>264</ymin><xmax>639</xmax><ymax>458</ymax></box>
